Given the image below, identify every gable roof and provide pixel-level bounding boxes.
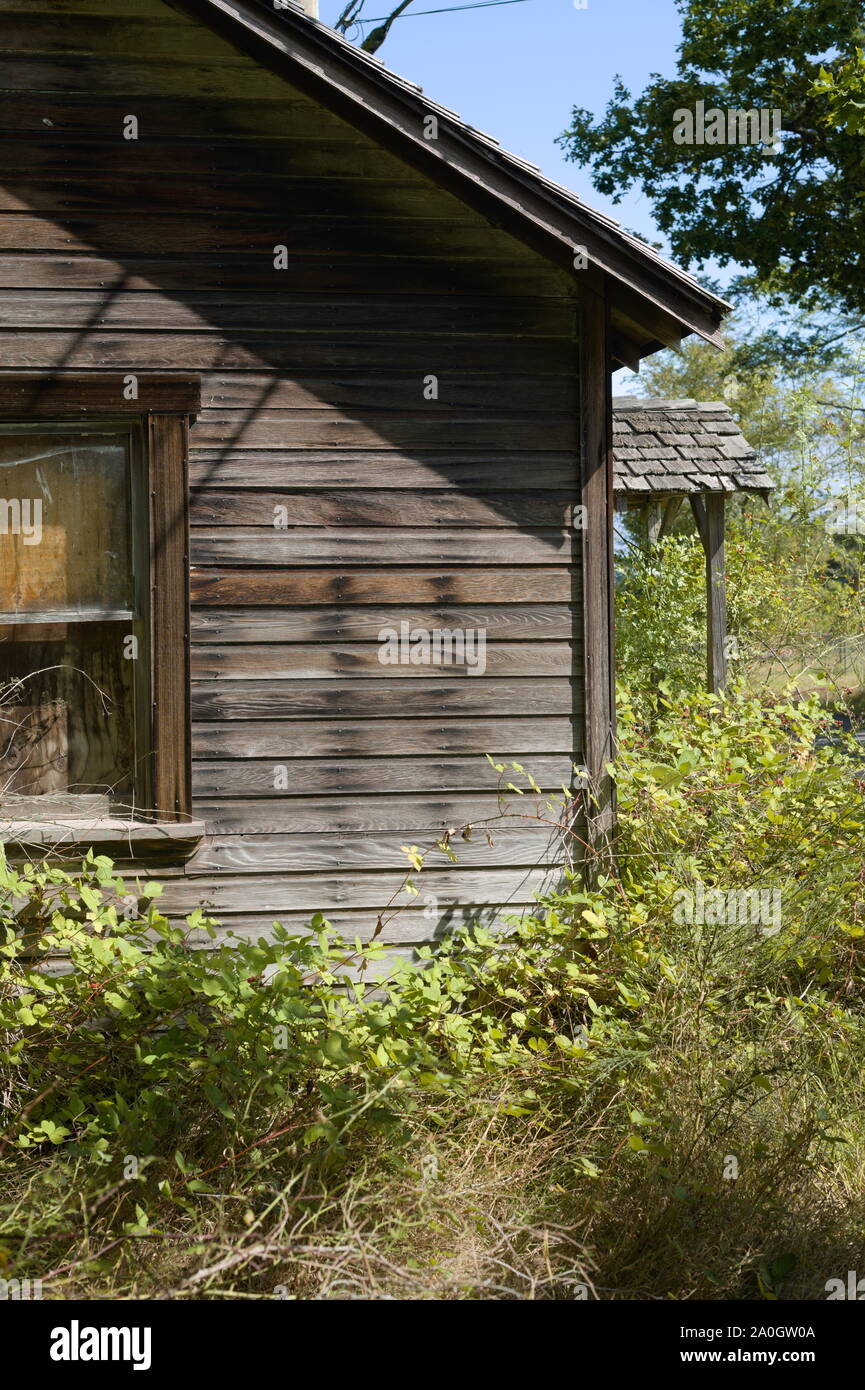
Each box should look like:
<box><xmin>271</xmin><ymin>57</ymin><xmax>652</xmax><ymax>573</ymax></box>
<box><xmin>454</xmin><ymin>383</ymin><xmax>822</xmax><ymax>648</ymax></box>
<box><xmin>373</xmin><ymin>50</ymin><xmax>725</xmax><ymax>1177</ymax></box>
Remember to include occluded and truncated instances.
<box><xmin>612</xmin><ymin>398</ymin><xmax>773</xmax><ymax>498</ymax></box>
<box><xmin>177</xmin><ymin>0</ymin><xmax>729</xmax><ymax>365</ymax></box>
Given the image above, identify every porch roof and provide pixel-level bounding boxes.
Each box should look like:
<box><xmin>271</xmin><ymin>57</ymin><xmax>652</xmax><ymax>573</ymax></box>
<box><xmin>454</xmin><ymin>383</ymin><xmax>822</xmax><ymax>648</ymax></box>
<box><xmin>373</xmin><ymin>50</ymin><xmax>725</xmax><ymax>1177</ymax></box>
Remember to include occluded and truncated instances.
<box><xmin>612</xmin><ymin>397</ymin><xmax>773</xmax><ymax>498</ymax></box>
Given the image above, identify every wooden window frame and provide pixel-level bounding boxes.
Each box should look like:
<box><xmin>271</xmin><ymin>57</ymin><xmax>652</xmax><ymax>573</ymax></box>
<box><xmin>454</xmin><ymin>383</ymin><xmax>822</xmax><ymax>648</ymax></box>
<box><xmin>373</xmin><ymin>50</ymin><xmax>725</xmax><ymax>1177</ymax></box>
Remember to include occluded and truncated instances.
<box><xmin>0</xmin><ymin>374</ymin><xmax>200</xmax><ymax>833</ymax></box>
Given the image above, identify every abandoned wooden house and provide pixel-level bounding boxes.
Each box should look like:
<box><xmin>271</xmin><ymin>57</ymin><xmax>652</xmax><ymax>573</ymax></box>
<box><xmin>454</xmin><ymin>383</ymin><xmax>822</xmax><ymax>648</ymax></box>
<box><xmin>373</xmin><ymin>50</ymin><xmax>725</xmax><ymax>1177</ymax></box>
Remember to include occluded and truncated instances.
<box><xmin>0</xmin><ymin>0</ymin><xmax>730</xmax><ymax>963</ymax></box>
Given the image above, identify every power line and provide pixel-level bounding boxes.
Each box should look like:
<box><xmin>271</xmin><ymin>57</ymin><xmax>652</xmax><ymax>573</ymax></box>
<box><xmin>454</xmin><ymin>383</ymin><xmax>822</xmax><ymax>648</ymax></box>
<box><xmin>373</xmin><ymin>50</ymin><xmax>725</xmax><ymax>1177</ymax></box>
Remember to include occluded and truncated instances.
<box><xmin>355</xmin><ymin>0</ymin><xmax>532</xmax><ymax>23</ymax></box>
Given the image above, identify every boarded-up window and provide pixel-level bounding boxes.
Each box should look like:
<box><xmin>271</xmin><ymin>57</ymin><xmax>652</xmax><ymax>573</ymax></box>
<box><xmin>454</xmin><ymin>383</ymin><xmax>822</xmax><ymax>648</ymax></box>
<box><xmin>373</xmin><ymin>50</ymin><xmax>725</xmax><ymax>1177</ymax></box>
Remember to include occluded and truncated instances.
<box><xmin>0</xmin><ymin>425</ymin><xmax>150</xmax><ymax>815</ymax></box>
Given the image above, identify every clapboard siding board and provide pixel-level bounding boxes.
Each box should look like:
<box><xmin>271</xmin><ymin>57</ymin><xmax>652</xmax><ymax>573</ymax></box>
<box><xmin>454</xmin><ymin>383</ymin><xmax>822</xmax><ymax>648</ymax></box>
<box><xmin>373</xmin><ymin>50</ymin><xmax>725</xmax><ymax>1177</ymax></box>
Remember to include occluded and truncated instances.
<box><xmin>0</xmin><ymin>29</ymin><xmax>337</xmax><ymax>107</ymax></box>
<box><xmin>0</xmin><ymin>256</ymin><xmax>568</xmax><ymax>298</ymax></box>
<box><xmin>0</xmin><ymin>219</ymin><xmax>548</xmax><ymax>268</ymax></box>
<box><xmin>193</xmin><ymin>755</ymin><xmax>574</xmax><ymax>797</ymax></box>
<box><xmin>187</xmin><ymin>825</ymin><xmax>565</xmax><ymax>874</ymax></box>
<box><xmin>191</xmin><ymin>792</ymin><xmax>565</xmax><ymax>835</ymax></box>
<box><xmin>190</xmin><ymin>491</ymin><xmax>574</xmax><ymax>528</ymax></box>
<box><xmin>189</xmin><ymin>569</ymin><xmax>575</xmax><ymax>604</ymax></box>
<box><xmin>0</xmin><ymin>1</ymin><xmax>194</xmax><ymax>14</ymax></box>
<box><xmin>0</xmin><ymin>0</ymin><xmax>197</xmax><ymax>14</ymax></box>
<box><xmin>1</xmin><ymin>363</ymin><xmax>571</xmax><ymax>413</ymax></box>
<box><xmin>0</xmin><ymin>0</ymin><xmax>586</xmax><ymax>947</ymax></box>
<box><xmin>191</xmin><ymin>716</ymin><xmax>577</xmax><ymax>756</ymax></box>
<box><xmin>190</xmin><ymin>529</ymin><xmax>575</xmax><ymax>566</ymax></box>
<box><xmin>1</xmin><ymin>4</ymin><xmax>205</xmax><ymax>27</ymax></box>
<box><xmin>193</xmin><ymin>375</ymin><xmax>575</xmax><ymax>411</ymax></box>
<box><xmin>0</xmin><ymin>57</ymin><xmax>301</xmax><ymax>99</ymax></box>
<box><xmin>5</xmin><ymin>169</ymin><xmax>464</xmax><ymax>207</ymax></box>
<box><xmin>190</xmin><ymin>643</ymin><xmax>575</xmax><ymax>680</ymax></box>
<box><xmin>0</xmin><ymin>180</ymin><xmax>532</xmax><ymax>222</ymax></box>
<box><xmin>159</xmin><ymin>867</ymin><xmax>557</xmax><ymax>915</ymax></box>
<box><xmin>0</xmin><ymin>98</ymin><xmax>361</xmax><ymax>141</ymax></box>
<box><xmin>0</xmin><ymin>331</ymin><xmax>570</xmax><ymax>373</ymax></box>
<box><xmin>179</xmin><ymin>907</ymin><xmax>541</xmax><ymax>945</ymax></box>
<box><xmin>193</xmin><ymin>377</ymin><xmax>576</xmax><ymax>412</ymax></box>
<box><xmin>0</xmin><ymin>178</ymin><xmax>486</xmax><ymax>219</ymax></box>
<box><xmin>0</xmin><ymin>292</ymin><xmax>572</xmax><ymax>335</ymax></box>
<box><xmin>183</xmin><ymin>916</ymin><xmax>527</xmax><ymax>952</ymax></box>
<box><xmin>190</xmin><ymin>417</ymin><xmax>577</xmax><ymax>451</ymax></box>
<box><xmin>0</xmin><ymin>294</ymin><xmax>575</xmax><ymax>343</ymax></box>
<box><xmin>0</xmin><ymin>140</ymin><xmax>411</xmax><ymax>176</ymax></box>
<box><xmin>190</xmin><ymin>607</ymin><xmax>575</xmax><ymax>642</ymax></box>
<box><xmin>188</xmin><ymin>453</ymin><xmax>576</xmax><ymax>490</ymax></box>
<box><xmin>1</xmin><ymin>20</ymin><xmax>250</xmax><ymax>61</ymax></box>
<box><xmin>34</xmin><ymin>941</ymin><xmax>436</xmax><ymax>982</ymax></box>
<box><xmin>190</xmin><ymin>678</ymin><xmax>578</xmax><ymax>720</ymax></box>
<box><xmin>0</xmin><ymin>91</ymin><xmax>411</xmax><ymax>141</ymax></box>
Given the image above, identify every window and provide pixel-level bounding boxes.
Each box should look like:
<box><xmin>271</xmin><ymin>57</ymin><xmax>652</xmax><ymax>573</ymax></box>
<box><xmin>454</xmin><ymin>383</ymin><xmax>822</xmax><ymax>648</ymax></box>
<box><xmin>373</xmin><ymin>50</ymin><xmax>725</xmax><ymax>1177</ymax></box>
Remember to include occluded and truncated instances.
<box><xmin>0</xmin><ymin>423</ymin><xmax>149</xmax><ymax>811</ymax></box>
<box><xmin>0</xmin><ymin>377</ymin><xmax>199</xmax><ymax>837</ymax></box>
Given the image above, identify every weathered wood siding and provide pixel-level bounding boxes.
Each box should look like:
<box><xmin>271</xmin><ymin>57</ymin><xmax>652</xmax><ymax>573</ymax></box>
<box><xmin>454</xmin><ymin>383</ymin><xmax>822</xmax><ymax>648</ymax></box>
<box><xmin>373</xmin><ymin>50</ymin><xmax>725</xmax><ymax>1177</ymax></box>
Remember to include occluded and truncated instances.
<box><xmin>0</xmin><ymin>0</ymin><xmax>583</xmax><ymax>960</ymax></box>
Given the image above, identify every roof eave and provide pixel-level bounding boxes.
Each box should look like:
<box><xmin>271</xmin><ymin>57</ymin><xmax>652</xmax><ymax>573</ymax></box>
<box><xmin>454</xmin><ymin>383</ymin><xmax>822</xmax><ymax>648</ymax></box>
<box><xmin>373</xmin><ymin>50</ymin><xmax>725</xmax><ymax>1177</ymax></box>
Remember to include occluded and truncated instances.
<box><xmin>180</xmin><ymin>0</ymin><xmax>728</xmax><ymax>349</ymax></box>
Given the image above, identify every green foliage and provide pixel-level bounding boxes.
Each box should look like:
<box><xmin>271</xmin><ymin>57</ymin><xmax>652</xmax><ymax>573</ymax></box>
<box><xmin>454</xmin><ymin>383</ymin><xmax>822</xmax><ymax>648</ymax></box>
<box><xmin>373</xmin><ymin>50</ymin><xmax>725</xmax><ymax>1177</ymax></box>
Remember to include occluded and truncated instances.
<box><xmin>0</xmin><ymin>850</ymin><xmax>473</xmax><ymax>1168</ymax></box>
<box><xmin>812</xmin><ymin>47</ymin><xmax>865</xmax><ymax>134</ymax></box>
<box><xmin>629</xmin><ymin>311</ymin><xmax>865</xmax><ymax>473</ymax></box>
<box><xmin>616</xmin><ymin>533</ymin><xmax>708</xmax><ymax>691</ymax></box>
<box><xmin>617</xmin><ymin>323</ymin><xmax>865</xmax><ymax>700</ymax></box>
<box><xmin>558</xmin><ymin>0</ymin><xmax>865</xmax><ymax>314</ymax></box>
<box><xmin>3</xmin><ymin>680</ymin><xmax>865</xmax><ymax>1297</ymax></box>
<box><xmin>617</xmin><ymin>506</ymin><xmax>865</xmax><ymax>698</ymax></box>
<box><xmin>613</xmin><ymin>684</ymin><xmax>865</xmax><ymax>930</ymax></box>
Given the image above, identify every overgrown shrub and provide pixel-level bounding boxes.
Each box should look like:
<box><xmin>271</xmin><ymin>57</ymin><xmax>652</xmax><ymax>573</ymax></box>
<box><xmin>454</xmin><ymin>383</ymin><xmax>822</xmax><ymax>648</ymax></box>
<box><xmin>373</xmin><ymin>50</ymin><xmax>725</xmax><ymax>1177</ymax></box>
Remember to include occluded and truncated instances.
<box><xmin>1</xmin><ymin>687</ymin><xmax>865</xmax><ymax>1298</ymax></box>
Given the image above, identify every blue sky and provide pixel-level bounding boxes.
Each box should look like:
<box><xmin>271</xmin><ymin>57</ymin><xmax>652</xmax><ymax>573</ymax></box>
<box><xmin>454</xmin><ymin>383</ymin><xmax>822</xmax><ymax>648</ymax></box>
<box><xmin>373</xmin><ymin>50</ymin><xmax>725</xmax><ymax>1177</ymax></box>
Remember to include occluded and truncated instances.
<box><xmin>320</xmin><ymin>0</ymin><xmax>685</xmax><ymax>251</ymax></box>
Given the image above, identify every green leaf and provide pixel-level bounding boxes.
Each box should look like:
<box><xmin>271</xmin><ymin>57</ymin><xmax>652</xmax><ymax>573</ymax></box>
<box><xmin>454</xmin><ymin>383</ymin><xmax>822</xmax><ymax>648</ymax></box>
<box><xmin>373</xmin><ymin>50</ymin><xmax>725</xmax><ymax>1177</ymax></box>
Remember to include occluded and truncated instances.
<box><xmin>303</xmin><ymin>1121</ymin><xmax>337</xmax><ymax>1146</ymax></box>
<box><xmin>322</xmin><ymin>1031</ymin><xmax>355</xmax><ymax>1066</ymax></box>
<box><xmin>203</xmin><ymin>1083</ymin><xmax>235</xmax><ymax>1120</ymax></box>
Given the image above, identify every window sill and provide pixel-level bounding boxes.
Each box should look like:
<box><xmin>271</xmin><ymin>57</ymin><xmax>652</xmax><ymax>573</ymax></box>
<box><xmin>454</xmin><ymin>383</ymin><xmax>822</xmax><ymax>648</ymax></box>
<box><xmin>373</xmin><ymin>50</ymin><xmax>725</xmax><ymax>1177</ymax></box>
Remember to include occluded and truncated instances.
<box><xmin>0</xmin><ymin>818</ymin><xmax>205</xmax><ymax>861</ymax></box>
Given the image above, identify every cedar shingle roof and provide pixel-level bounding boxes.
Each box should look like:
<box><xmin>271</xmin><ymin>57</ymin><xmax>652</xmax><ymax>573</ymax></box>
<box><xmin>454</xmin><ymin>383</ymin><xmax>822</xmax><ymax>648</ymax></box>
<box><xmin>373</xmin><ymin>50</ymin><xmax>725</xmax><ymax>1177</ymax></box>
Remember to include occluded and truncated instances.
<box><xmin>612</xmin><ymin>397</ymin><xmax>773</xmax><ymax>497</ymax></box>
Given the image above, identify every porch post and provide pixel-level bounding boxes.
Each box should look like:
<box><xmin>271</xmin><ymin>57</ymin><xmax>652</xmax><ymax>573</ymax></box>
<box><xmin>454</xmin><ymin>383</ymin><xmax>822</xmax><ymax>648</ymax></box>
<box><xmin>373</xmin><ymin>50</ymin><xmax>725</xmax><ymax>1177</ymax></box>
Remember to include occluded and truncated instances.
<box><xmin>690</xmin><ymin>492</ymin><xmax>728</xmax><ymax>693</ymax></box>
<box><xmin>579</xmin><ymin>287</ymin><xmax>616</xmax><ymax>859</ymax></box>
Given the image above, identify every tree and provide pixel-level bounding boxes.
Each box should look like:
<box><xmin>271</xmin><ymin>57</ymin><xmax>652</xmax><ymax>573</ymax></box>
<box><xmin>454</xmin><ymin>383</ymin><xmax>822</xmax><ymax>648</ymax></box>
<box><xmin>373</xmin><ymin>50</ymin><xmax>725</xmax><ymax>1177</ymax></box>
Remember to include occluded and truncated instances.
<box><xmin>629</xmin><ymin>305</ymin><xmax>865</xmax><ymax>486</ymax></box>
<box><xmin>558</xmin><ymin>0</ymin><xmax>865</xmax><ymax>316</ymax></box>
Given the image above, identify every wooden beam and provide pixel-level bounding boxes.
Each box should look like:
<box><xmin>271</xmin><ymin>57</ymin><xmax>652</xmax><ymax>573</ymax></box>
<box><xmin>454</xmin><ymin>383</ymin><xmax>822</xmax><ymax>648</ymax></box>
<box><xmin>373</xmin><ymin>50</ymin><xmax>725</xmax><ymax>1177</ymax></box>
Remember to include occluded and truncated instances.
<box><xmin>642</xmin><ymin>496</ymin><xmax>681</xmax><ymax>545</ymax></box>
<box><xmin>691</xmin><ymin>492</ymin><xmax>727</xmax><ymax>693</ymax></box>
<box><xmin>646</xmin><ymin>502</ymin><xmax>663</xmax><ymax>545</ymax></box>
<box><xmin>0</xmin><ymin>373</ymin><xmax>200</xmax><ymax>415</ymax></box>
<box><xmin>149</xmin><ymin>413</ymin><xmax>192</xmax><ymax>820</ymax></box>
<box><xmin>609</xmin><ymin>327</ymin><xmax>642</xmax><ymax>373</ymax></box>
<box><xmin>659</xmin><ymin>496</ymin><xmax>682</xmax><ymax>538</ymax></box>
<box><xmin>689</xmin><ymin>493</ymin><xmax>707</xmax><ymax>547</ymax></box>
<box><xmin>579</xmin><ymin>288</ymin><xmax>616</xmax><ymax>858</ymax></box>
